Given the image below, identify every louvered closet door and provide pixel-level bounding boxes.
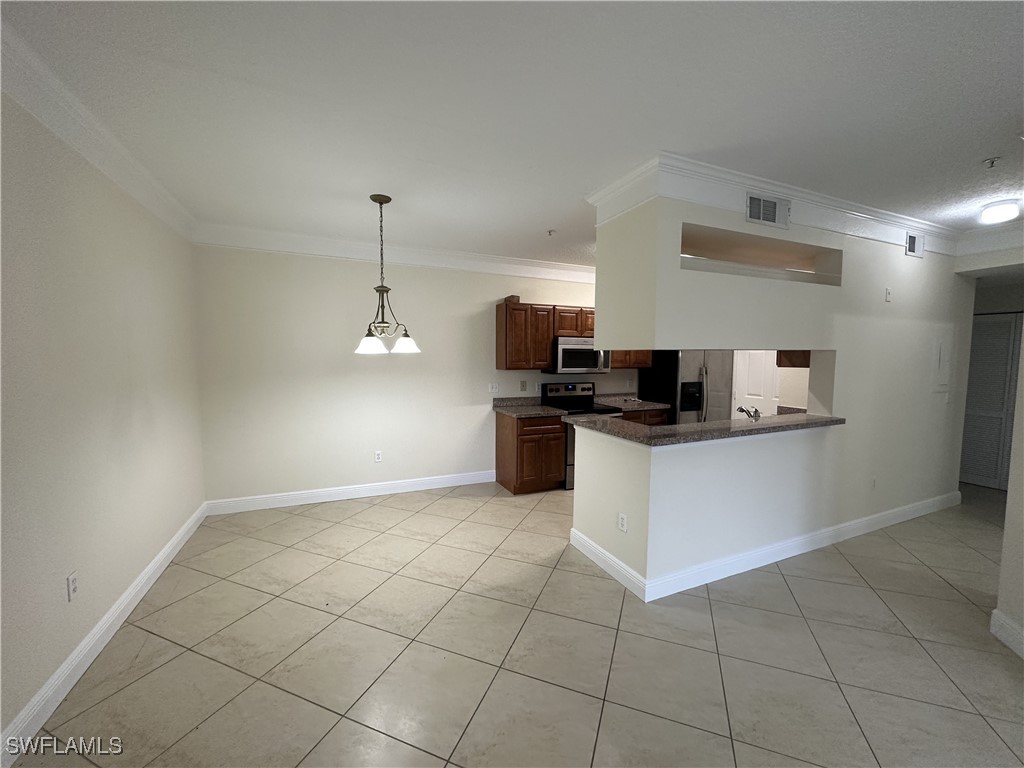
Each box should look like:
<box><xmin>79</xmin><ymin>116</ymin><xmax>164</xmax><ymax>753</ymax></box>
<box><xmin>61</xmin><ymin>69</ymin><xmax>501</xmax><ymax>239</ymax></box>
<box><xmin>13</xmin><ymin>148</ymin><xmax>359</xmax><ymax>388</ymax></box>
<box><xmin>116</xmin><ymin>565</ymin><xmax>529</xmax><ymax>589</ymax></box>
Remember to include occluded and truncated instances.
<box><xmin>960</xmin><ymin>313</ymin><xmax>1022</xmax><ymax>489</ymax></box>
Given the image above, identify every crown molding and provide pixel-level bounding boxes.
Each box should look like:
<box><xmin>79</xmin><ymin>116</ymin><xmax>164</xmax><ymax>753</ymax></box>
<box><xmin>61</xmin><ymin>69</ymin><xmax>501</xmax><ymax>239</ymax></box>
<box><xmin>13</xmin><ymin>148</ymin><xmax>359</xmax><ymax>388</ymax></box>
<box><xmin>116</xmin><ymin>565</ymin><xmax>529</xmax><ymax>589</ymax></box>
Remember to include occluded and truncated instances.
<box><xmin>192</xmin><ymin>221</ymin><xmax>596</xmax><ymax>284</ymax></box>
<box><xmin>3</xmin><ymin>25</ymin><xmax>591</xmax><ymax>283</ymax></box>
<box><xmin>2</xmin><ymin>25</ymin><xmax>197</xmax><ymax>238</ymax></box>
<box><xmin>588</xmin><ymin>151</ymin><xmax>959</xmax><ymax>256</ymax></box>
<box><xmin>954</xmin><ymin>220</ymin><xmax>1024</xmax><ymax>257</ymax></box>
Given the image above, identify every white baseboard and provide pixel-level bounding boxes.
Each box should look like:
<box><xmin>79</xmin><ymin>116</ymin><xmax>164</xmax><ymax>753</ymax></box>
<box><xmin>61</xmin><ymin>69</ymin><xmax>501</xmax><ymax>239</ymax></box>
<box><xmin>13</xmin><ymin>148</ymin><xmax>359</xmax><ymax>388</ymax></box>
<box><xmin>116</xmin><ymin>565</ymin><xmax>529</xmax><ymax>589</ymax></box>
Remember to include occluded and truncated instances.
<box><xmin>204</xmin><ymin>471</ymin><xmax>497</xmax><ymax>517</ymax></box>
<box><xmin>569</xmin><ymin>529</ymin><xmax>648</xmax><ymax>600</ymax></box>
<box><xmin>0</xmin><ymin>502</ymin><xmax>209</xmax><ymax>768</ymax></box>
<box><xmin>2</xmin><ymin>470</ymin><xmax>496</xmax><ymax>760</ymax></box>
<box><xmin>572</xmin><ymin>490</ymin><xmax>962</xmax><ymax>603</ymax></box>
<box><xmin>990</xmin><ymin>609</ymin><xmax>1024</xmax><ymax>658</ymax></box>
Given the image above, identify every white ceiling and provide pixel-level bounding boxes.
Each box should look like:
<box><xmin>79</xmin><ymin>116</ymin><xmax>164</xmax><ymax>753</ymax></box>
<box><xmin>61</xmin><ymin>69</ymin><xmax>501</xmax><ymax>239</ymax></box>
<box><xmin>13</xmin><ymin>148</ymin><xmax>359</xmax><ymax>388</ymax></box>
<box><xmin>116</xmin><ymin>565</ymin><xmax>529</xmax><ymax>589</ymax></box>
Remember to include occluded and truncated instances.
<box><xmin>4</xmin><ymin>2</ymin><xmax>1022</xmax><ymax>267</ymax></box>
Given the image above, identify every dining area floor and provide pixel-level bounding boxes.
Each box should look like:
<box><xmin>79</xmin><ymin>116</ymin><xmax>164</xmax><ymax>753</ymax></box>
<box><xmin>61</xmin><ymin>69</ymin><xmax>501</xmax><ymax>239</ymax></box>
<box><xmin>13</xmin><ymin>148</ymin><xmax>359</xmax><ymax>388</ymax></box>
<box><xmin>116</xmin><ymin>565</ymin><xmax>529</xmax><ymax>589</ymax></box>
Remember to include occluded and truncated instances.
<box><xmin>17</xmin><ymin>481</ymin><xmax>1022</xmax><ymax>767</ymax></box>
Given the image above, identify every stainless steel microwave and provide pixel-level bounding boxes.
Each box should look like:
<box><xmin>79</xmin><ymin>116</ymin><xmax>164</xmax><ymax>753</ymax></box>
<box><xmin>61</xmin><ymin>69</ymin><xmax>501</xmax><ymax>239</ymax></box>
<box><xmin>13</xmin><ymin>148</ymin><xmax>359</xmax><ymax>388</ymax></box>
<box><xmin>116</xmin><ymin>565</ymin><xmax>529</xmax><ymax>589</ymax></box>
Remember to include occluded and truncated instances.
<box><xmin>548</xmin><ymin>337</ymin><xmax>611</xmax><ymax>374</ymax></box>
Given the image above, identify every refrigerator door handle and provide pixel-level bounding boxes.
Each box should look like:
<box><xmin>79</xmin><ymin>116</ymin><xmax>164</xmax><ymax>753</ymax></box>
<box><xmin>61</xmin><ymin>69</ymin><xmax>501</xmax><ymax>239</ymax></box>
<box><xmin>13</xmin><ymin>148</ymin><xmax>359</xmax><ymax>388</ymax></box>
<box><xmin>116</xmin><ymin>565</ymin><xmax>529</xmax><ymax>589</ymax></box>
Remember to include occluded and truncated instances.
<box><xmin>701</xmin><ymin>364</ymin><xmax>710</xmax><ymax>422</ymax></box>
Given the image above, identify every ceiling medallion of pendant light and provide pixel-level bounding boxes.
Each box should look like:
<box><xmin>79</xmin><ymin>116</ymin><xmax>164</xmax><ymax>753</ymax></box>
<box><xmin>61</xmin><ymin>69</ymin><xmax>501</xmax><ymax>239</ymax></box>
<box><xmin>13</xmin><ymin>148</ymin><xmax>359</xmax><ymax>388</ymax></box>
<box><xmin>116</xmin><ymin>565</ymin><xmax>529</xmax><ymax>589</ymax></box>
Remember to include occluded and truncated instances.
<box><xmin>354</xmin><ymin>194</ymin><xmax>421</xmax><ymax>355</ymax></box>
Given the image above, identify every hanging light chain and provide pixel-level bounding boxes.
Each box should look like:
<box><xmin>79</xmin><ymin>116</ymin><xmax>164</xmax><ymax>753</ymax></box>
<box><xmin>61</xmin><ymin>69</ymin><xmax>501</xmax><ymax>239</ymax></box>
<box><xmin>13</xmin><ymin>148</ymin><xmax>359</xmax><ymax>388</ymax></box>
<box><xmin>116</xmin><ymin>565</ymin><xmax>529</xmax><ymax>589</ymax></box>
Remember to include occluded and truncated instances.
<box><xmin>378</xmin><ymin>199</ymin><xmax>386</xmax><ymax>286</ymax></box>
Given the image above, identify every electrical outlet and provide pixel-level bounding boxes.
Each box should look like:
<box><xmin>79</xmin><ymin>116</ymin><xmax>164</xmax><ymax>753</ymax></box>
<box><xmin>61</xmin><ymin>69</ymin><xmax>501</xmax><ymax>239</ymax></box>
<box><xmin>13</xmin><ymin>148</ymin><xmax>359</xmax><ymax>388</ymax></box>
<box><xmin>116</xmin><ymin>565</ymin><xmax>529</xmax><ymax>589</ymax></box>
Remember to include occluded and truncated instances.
<box><xmin>617</xmin><ymin>513</ymin><xmax>628</xmax><ymax>532</ymax></box>
<box><xmin>374</xmin><ymin>450</ymin><xmax>383</xmax><ymax>463</ymax></box>
<box><xmin>535</xmin><ymin>382</ymin><xmax>542</xmax><ymax>393</ymax></box>
<box><xmin>885</xmin><ymin>287</ymin><xmax>893</xmax><ymax>303</ymax></box>
<box><xmin>488</xmin><ymin>383</ymin><xmax>499</xmax><ymax>394</ymax></box>
<box><xmin>520</xmin><ymin>380</ymin><xmax>528</xmax><ymax>392</ymax></box>
<box><xmin>66</xmin><ymin>572</ymin><xmax>79</xmax><ymax>602</ymax></box>
<box><xmin>626</xmin><ymin>377</ymin><xmax>634</xmax><ymax>390</ymax></box>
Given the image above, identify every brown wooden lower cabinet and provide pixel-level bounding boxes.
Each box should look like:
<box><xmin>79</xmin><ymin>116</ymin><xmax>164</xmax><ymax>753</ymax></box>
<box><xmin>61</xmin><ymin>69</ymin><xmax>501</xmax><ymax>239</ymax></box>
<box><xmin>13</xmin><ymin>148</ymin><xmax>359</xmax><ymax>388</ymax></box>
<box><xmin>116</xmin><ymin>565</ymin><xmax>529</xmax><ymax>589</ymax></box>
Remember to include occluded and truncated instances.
<box><xmin>643</xmin><ymin>408</ymin><xmax>669</xmax><ymax>425</ymax></box>
<box><xmin>496</xmin><ymin>413</ymin><xmax>566</xmax><ymax>494</ymax></box>
<box><xmin>622</xmin><ymin>408</ymin><xmax>670</xmax><ymax>425</ymax></box>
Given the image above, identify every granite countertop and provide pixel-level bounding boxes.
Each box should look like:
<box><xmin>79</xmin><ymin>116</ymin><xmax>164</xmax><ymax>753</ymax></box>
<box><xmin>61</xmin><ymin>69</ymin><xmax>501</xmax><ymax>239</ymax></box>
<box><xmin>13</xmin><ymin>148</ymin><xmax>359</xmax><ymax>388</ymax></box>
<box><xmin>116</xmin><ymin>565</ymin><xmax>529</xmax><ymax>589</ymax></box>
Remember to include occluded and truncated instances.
<box><xmin>594</xmin><ymin>395</ymin><xmax>671</xmax><ymax>412</ymax></box>
<box><xmin>574</xmin><ymin>413</ymin><xmax>846</xmax><ymax>446</ymax></box>
<box><xmin>492</xmin><ymin>394</ymin><xmax>669</xmax><ymax>420</ymax></box>
<box><xmin>492</xmin><ymin>404</ymin><xmax>567</xmax><ymax>418</ymax></box>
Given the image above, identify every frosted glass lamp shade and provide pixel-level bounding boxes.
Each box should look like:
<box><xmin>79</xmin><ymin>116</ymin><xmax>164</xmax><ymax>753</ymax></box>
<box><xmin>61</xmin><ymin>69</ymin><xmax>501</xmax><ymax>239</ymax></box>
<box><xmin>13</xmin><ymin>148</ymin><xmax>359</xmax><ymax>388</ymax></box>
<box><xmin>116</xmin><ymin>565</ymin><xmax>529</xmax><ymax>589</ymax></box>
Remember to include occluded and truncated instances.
<box><xmin>391</xmin><ymin>332</ymin><xmax>421</xmax><ymax>354</ymax></box>
<box><xmin>980</xmin><ymin>201</ymin><xmax>1021</xmax><ymax>225</ymax></box>
<box><xmin>355</xmin><ymin>333</ymin><xmax>389</xmax><ymax>354</ymax></box>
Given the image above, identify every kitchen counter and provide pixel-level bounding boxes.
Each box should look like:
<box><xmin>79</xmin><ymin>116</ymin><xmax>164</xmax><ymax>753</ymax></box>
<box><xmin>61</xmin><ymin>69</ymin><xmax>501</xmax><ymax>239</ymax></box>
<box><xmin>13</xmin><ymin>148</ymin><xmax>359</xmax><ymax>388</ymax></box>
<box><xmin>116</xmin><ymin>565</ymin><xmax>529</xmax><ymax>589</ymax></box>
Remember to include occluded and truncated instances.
<box><xmin>573</xmin><ymin>412</ymin><xmax>845</xmax><ymax>446</ymax></box>
<box><xmin>572</xmin><ymin>410</ymin><xmax>847</xmax><ymax>602</ymax></box>
<box><xmin>594</xmin><ymin>395</ymin><xmax>671</xmax><ymax>412</ymax></box>
<box><xmin>492</xmin><ymin>404</ymin><xmax>567</xmax><ymax>418</ymax></box>
<box><xmin>492</xmin><ymin>395</ymin><xmax>669</xmax><ymax>420</ymax></box>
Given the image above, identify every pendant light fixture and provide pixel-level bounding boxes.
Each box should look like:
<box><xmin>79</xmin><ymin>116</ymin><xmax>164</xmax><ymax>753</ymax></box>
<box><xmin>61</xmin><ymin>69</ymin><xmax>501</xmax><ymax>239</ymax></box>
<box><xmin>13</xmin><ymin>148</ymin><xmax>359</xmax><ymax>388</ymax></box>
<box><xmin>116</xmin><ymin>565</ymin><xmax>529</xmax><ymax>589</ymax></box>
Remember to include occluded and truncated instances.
<box><xmin>354</xmin><ymin>194</ymin><xmax>421</xmax><ymax>355</ymax></box>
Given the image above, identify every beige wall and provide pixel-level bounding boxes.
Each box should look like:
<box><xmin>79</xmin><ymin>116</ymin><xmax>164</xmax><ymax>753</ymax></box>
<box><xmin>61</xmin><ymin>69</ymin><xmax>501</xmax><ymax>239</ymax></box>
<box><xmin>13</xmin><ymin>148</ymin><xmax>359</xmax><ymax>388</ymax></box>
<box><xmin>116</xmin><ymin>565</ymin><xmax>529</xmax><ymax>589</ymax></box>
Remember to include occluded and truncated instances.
<box><xmin>574</xmin><ymin>430</ymin><xmax>652</xmax><ymax>575</ymax></box>
<box><xmin>593</xmin><ymin>199</ymin><xmax>659</xmax><ymax>350</ymax></box>
<box><xmin>598</xmin><ymin>198</ymin><xmax>970</xmax><ymax>524</ymax></box>
<box><xmin>585</xmin><ymin>196</ymin><xmax>974</xmax><ymax>589</ymax></box>
<box><xmin>573</xmin><ymin>198</ymin><xmax>970</xmax><ymax>593</ymax></box>
<box><xmin>1</xmin><ymin>98</ymin><xmax>206</xmax><ymax>726</ymax></box>
<box><xmin>778</xmin><ymin>367</ymin><xmax>810</xmax><ymax>410</ymax></box>
<box><xmin>195</xmin><ymin>245</ymin><xmax>629</xmax><ymax>500</ymax></box>
<box><xmin>996</xmin><ymin>336</ymin><xmax>1024</xmax><ymax>648</ymax></box>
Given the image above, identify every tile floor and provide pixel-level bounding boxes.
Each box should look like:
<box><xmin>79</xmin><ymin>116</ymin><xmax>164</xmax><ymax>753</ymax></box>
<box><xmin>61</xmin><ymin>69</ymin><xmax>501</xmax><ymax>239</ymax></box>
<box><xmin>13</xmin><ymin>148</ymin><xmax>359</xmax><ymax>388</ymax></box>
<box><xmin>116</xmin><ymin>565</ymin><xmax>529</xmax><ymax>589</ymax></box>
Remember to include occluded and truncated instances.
<box><xmin>17</xmin><ymin>483</ymin><xmax>1023</xmax><ymax>768</ymax></box>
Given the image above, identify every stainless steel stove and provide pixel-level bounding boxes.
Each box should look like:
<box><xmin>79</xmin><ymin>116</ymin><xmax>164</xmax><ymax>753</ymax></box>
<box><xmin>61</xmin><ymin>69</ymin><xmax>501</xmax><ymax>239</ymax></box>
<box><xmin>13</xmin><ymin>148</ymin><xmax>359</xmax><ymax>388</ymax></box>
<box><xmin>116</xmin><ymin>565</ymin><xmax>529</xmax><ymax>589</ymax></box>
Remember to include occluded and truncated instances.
<box><xmin>540</xmin><ymin>382</ymin><xmax>621</xmax><ymax>415</ymax></box>
<box><xmin>541</xmin><ymin>382</ymin><xmax>622</xmax><ymax>489</ymax></box>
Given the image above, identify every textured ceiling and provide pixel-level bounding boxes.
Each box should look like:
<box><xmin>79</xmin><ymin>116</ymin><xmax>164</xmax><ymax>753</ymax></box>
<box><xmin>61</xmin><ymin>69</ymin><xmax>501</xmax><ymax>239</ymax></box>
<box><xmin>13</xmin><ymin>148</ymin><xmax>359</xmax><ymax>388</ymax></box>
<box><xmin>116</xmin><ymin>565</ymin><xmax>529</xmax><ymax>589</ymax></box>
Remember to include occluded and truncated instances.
<box><xmin>4</xmin><ymin>2</ymin><xmax>1022</xmax><ymax>266</ymax></box>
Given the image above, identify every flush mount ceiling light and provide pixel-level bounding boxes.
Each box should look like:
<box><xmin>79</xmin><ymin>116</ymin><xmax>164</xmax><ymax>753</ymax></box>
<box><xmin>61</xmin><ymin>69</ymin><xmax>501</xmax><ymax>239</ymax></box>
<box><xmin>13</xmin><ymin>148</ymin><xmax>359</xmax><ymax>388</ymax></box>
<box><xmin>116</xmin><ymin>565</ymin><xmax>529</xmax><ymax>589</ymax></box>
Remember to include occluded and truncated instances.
<box><xmin>354</xmin><ymin>194</ymin><xmax>421</xmax><ymax>355</ymax></box>
<box><xmin>979</xmin><ymin>200</ymin><xmax>1022</xmax><ymax>225</ymax></box>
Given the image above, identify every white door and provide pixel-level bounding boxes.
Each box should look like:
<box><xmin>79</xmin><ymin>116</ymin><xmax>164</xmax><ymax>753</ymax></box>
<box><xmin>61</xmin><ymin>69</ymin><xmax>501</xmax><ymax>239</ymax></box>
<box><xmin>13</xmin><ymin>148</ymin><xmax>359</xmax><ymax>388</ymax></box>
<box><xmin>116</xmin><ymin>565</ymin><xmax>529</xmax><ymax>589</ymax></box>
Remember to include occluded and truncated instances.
<box><xmin>732</xmin><ymin>350</ymin><xmax>780</xmax><ymax>418</ymax></box>
<box><xmin>960</xmin><ymin>313</ymin><xmax>1022</xmax><ymax>489</ymax></box>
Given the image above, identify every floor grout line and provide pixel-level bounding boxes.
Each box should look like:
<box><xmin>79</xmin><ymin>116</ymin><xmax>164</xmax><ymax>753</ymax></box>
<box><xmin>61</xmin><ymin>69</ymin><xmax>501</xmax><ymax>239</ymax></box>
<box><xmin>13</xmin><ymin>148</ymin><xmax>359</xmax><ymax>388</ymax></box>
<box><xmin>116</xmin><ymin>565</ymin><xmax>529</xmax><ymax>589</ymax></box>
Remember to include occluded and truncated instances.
<box><xmin>54</xmin><ymin>485</ymin><xmax>1018</xmax><ymax>768</ymax></box>
<box><xmin>443</xmin><ymin>547</ymin><xmax>560</xmax><ymax>764</ymax></box>
<box><xmin>41</xmin><ymin>631</ymin><xmax>191</xmax><ymax>731</ymax></box>
<box><xmin>730</xmin><ymin>738</ymin><xmax>830</xmax><ymax>768</ymax></box>
<box><xmin>32</xmin><ymin>729</ymin><xmax>104</xmax><ymax>768</ymax></box>
<box><xmin>329</xmin><ymin>535</ymin><xmax>506</xmax><ymax>764</ymax></box>
<box><xmin>706</xmin><ymin>596</ymin><xmax>738</xmax><ymax>768</ymax></box>
<box><xmin>140</xmin><ymin>676</ymin><xmax>261</xmax><ymax>767</ymax></box>
<box><xmin>778</xmin><ymin>561</ymin><xmax>883</xmax><ymax>768</ymax></box>
<box><xmin>588</xmin><ymin>589</ymin><xmax>627</xmax><ymax>768</ymax></box>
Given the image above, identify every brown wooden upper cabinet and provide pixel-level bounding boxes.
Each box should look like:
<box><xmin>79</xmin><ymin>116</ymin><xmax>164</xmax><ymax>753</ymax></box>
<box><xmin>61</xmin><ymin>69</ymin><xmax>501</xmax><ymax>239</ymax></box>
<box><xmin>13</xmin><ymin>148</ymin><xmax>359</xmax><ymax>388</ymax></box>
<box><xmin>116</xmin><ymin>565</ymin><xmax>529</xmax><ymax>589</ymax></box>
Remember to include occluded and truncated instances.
<box><xmin>496</xmin><ymin>302</ymin><xmax>531</xmax><ymax>369</ymax></box>
<box><xmin>529</xmin><ymin>305</ymin><xmax>555</xmax><ymax>369</ymax></box>
<box><xmin>553</xmin><ymin>306</ymin><xmax>595</xmax><ymax>338</ymax></box>
<box><xmin>583</xmin><ymin>309</ymin><xmax>595</xmax><ymax>337</ymax></box>
<box><xmin>496</xmin><ymin>297</ymin><xmax>591</xmax><ymax>370</ymax></box>
<box><xmin>777</xmin><ymin>350</ymin><xmax>811</xmax><ymax>368</ymax></box>
<box><xmin>496</xmin><ymin>299</ymin><xmax>555</xmax><ymax>370</ymax></box>
<box><xmin>609</xmin><ymin>349</ymin><xmax>653</xmax><ymax>368</ymax></box>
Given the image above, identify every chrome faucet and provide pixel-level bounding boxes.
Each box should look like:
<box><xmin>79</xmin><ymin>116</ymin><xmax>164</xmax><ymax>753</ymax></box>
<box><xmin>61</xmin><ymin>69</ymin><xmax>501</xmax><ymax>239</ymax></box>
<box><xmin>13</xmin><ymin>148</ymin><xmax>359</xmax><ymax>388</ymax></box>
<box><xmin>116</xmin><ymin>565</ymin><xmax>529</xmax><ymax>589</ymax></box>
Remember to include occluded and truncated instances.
<box><xmin>737</xmin><ymin>406</ymin><xmax>761</xmax><ymax>419</ymax></box>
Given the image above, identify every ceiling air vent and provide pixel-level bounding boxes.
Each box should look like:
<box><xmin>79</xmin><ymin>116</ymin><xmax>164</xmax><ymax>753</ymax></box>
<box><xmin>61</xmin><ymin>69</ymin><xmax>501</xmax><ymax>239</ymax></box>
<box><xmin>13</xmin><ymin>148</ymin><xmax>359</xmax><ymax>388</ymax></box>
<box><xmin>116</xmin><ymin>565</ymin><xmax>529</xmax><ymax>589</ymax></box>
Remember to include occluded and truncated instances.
<box><xmin>746</xmin><ymin>193</ymin><xmax>790</xmax><ymax>229</ymax></box>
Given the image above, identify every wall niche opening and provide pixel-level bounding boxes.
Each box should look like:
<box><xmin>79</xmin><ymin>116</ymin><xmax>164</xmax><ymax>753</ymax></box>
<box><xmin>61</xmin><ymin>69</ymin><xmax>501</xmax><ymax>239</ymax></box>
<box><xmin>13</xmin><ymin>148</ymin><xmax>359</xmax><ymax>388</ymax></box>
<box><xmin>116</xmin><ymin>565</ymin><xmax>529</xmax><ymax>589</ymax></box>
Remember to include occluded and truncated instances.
<box><xmin>680</xmin><ymin>222</ymin><xmax>842</xmax><ymax>286</ymax></box>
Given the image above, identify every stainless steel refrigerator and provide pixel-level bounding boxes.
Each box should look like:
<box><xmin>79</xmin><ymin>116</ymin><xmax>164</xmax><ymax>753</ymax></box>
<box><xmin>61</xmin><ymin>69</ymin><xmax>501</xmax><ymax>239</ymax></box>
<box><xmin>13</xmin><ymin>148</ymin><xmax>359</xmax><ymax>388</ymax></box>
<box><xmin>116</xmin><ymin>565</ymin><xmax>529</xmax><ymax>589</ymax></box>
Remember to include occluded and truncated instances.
<box><xmin>638</xmin><ymin>350</ymin><xmax>734</xmax><ymax>425</ymax></box>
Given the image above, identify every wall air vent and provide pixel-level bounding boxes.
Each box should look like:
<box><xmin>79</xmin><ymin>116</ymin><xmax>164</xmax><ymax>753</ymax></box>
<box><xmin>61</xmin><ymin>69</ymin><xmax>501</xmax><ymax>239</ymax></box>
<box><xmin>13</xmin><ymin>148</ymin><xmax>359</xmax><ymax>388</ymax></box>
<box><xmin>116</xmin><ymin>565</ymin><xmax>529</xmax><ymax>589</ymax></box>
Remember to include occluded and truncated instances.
<box><xmin>746</xmin><ymin>193</ymin><xmax>790</xmax><ymax>229</ymax></box>
<box><xmin>905</xmin><ymin>232</ymin><xmax>924</xmax><ymax>258</ymax></box>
